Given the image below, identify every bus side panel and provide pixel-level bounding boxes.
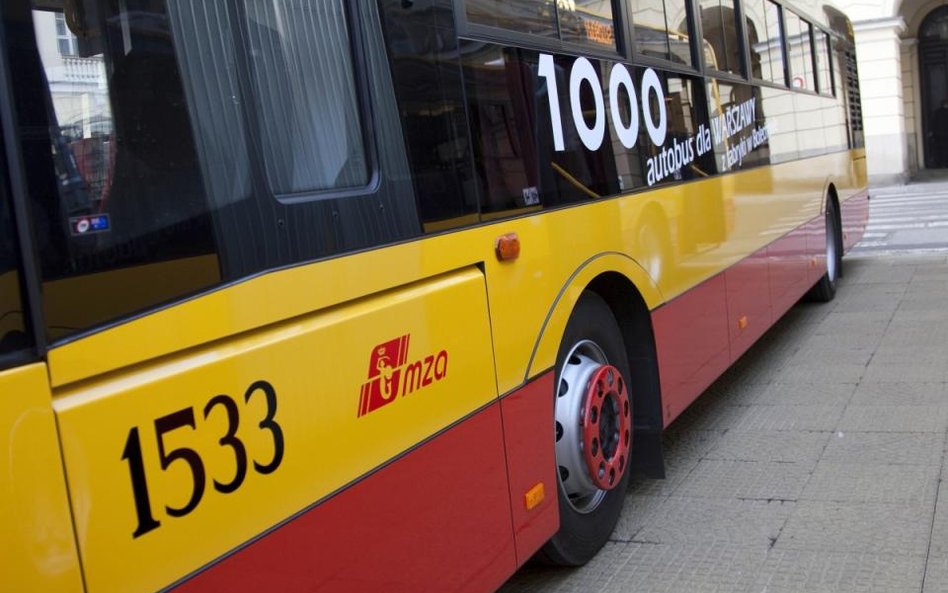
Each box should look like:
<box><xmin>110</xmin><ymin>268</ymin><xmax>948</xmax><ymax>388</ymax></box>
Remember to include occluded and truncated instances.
<box><xmin>725</xmin><ymin>250</ymin><xmax>773</xmax><ymax>362</ymax></box>
<box><xmin>52</xmin><ymin>267</ymin><xmax>509</xmax><ymax>593</ymax></box>
<box><xmin>172</xmin><ymin>403</ymin><xmax>516</xmax><ymax>593</ymax></box>
<box><xmin>840</xmin><ymin>190</ymin><xmax>870</xmax><ymax>252</ymax></box>
<box><xmin>768</xmin><ymin>227</ymin><xmax>810</xmax><ymax>318</ymax></box>
<box><xmin>652</xmin><ymin>274</ymin><xmax>729</xmax><ymax>426</ymax></box>
<box><xmin>498</xmin><ymin>371</ymin><xmax>558</xmax><ymax>566</ymax></box>
<box><xmin>0</xmin><ymin>363</ymin><xmax>82</xmax><ymax>593</ymax></box>
<box><xmin>655</xmin><ymin>212</ymin><xmax>824</xmax><ymax>427</ymax></box>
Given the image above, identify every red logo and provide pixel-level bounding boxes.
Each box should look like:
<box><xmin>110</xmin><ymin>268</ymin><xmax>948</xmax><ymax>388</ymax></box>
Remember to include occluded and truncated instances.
<box><xmin>358</xmin><ymin>334</ymin><xmax>448</xmax><ymax>417</ymax></box>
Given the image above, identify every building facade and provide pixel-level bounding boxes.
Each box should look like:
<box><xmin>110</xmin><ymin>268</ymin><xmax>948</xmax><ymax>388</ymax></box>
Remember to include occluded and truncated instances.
<box><xmin>842</xmin><ymin>0</ymin><xmax>948</xmax><ymax>183</ymax></box>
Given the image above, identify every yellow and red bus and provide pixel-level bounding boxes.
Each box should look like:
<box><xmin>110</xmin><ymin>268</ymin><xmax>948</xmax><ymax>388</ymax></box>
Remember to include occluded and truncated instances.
<box><xmin>1</xmin><ymin>0</ymin><xmax>867</xmax><ymax>591</ymax></box>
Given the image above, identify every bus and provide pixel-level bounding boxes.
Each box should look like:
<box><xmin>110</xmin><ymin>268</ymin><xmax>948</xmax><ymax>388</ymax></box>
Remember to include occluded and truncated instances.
<box><xmin>0</xmin><ymin>0</ymin><xmax>867</xmax><ymax>591</ymax></box>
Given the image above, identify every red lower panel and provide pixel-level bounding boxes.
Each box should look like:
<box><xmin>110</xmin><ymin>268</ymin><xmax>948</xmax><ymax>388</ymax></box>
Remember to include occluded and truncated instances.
<box><xmin>499</xmin><ymin>372</ymin><xmax>558</xmax><ymax>566</ymax></box>
<box><xmin>655</xmin><ymin>211</ymin><xmax>832</xmax><ymax>426</ymax></box>
<box><xmin>840</xmin><ymin>190</ymin><xmax>870</xmax><ymax>252</ymax></box>
<box><xmin>725</xmin><ymin>249</ymin><xmax>772</xmax><ymax>362</ymax></box>
<box><xmin>173</xmin><ymin>405</ymin><xmax>517</xmax><ymax>593</ymax></box>
<box><xmin>768</xmin><ymin>228</ymin><xmax>809</xmax><ymax>318</ymax></box>
<box><xmin>652</xmin><ymin>273</ymin><xmax>729</xmax><ymax>426</ymax></box>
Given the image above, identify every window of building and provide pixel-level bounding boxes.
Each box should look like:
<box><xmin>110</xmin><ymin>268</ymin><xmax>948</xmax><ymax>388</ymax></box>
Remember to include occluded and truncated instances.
<box><xmin>629</xmin><ymin>0</ymin><xmax>693</xmax><ymax>65</ymax></box>
<box><xmin>698</xmin><ymin>0</ymin><xmax>743</xmax><ymax>75</ymax></box>
<box><xmin>55</xmin><ymin>13</ymin><xmax>78</xmax><ymax>56</ymax></box>
<box><xmin>745</xmin><ymin>0</ymin><xmax>785</xmax><ymax>85</ymax></box>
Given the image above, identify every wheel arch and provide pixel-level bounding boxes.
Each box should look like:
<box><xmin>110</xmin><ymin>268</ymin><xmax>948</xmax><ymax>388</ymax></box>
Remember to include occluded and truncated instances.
<box><xmin>527</xmin><ymin>254</ymin><xmax>666</xmax><ymax>479</ymax></box>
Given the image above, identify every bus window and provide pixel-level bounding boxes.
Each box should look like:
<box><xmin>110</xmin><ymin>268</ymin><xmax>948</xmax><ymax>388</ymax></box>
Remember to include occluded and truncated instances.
<box><xmin>557</xmin><ymin>0</ymin><xmax>617</xmax><ymax>50</ymax></box>
<box><xmin>465</xmin><ymin>0</ymin><xmax>558</xmax><ymax>39</ymax></box>
<box><xmin>629</xmin><ymin>0</ymin><xmax>694</xmax><ymax>66</ymax></box>
<box><xmin>8</xmin><ymin>0</ymin><xmax>418</xmax><ymax>342</ymax></box>
<box><xmin>378</xmin><ymin>0</ymin><xmax>480</xmax><ymax>231</ymax></box>
<box><xmin>785</xmin><ymin>11</ymin><xmax>816</xmax><ymax>91</ymax></box>
<box><xmin>698</xmin><ymin>0</ymin><xmax>743</xmax><ymax>75</ymax></box>
<box><xmin>745</xmin><ymin>0</ymin><xmax>786</xmax><ymax>86</ymax></box>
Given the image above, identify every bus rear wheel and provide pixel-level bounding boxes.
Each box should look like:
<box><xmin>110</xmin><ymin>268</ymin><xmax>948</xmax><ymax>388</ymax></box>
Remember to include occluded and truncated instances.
<box><xmin>808</xmin><ymin>197</ymin><xmax>842</xmax><ymax>302</ymax></box>
<box><xmin>541</xmin><ymin>292</ymin><xmax>632</xmax><ymax>566</ymax></box>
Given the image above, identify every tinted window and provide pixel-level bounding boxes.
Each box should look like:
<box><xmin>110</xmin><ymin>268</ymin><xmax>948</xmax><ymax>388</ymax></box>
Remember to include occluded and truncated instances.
<box><xmin>630</xmin><ymin>0</ymin><xmax>693</xmax><ymax>65</ymax></box>
<box><xmin>9</xmin><ymin>0</ymin><xmax>417</xmax><ymax>341</ymax></box>
<box><xmin>745</xmin><ymin>0</ymin><xmax>785</xmax><ymax>85</ymax></box>
<box><xmin>785</xmin><ymin>11</ymin><xmax>815</xmax><ymax>91</ymax></box>
<box><xmin>699</xmin><ymin>0</ymin><xmax>742</xmax><ymax>75</ymax></box>
<box><xmin>465</xmin><ymin>0</ymin><xmax>558</xmax><ymax>38</ymax></box>
<box><xmin>378</xmin><ymin>0</ymin><xmax>480</xmax><ymax>231</ymax></box>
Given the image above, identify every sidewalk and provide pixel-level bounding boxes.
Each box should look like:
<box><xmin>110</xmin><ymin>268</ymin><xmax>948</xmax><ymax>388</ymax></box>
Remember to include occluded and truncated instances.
<box><xmin>499</xmin><ymin>185</ymin><xmax>948</xmax><ymax>592</ymax></box>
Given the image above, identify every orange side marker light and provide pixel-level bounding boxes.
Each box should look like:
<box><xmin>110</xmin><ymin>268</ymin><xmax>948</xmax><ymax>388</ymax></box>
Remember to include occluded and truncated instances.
<box><xmin>524</xmin><ymin>482</ymin><xmax>545</xmax><ymax>511</ymax></box>
<box><xmin>738</xmin><ymin>316</ymin><xmax>748</xmax><ymax>330</ymax></box>
<box><xmin>495</xmin><ymin>233</ymin><xmax>521</xmax><ymax>261</ymax></box>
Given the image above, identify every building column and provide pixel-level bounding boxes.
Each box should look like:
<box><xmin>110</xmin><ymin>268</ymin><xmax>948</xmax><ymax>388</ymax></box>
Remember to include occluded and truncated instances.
<box><xmin>854</xmin><ymin>17</ymin><xmax>909</xmax><ymax>185</ymax></box>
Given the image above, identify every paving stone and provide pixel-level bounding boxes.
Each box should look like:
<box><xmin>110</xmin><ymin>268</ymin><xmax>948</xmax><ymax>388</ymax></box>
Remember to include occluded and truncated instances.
<box><xmin>845</xmin><ymin>265</ymin><xmax>917</xmax><ymax>284</ymax></box>
<box><xmin>772</xmin><ymin>361</ymin><xmax>867</xmax><ymax>384</ymax></box>
<box><xmin>587</xmin><ymin>544</ymin><xmax>766</xmax><ymax>593</ymax></box>
<box><xmin>733</xmin><ymin>382</ymin><xmax>856</xmax><ymax>407</ymax></box>
<box><xmin>926</xmin><ymin>482</ymin><xmax>948</xmax><ymax>557</ymax></box>
<box><xmin>862</xmin><ymin>361</ymin><xmax>948</xmax><ymax>383</ymax></box>
<box><xmin>924</xmin><ymin>554</ymin><xmax>948</xmax><ymax>593</ymax></box>
<box><xmin>775</xmin><ymin>501</ymin><xmax>933</xmax><ymax>556</ymax></box>
<box><xmin>849</xmin><ymin>382</ymin><xmax>948</xmax><ymax>406</ymax></box>
<box><xmin>723</xmin><ymin>404</ymin><xmax>846</xmax><ymax>432</ymax></box>
<box><xmin>786</xmin><ymin>343</ymin><xmax>876</xmax><ymax>367</ymax></box>
<box><xmin>705</xmin><ymin>430</ymin><xmax>830</xmax><ymax>465</ymax></box>
<box><xmin>801</xmin><ymin>462</ymin><xmax>939</xmax><ymax>506</ymax></box>
<box><xmin>631</xmin><ymin>497</ymin><xmax>794</xmax><ymax>548</ymax></box>
<box><xmin>628</xmin><ymin>430</ymin><xmax>723</xmax><ymax>497</ymax></box>
<box><xmin>753</xmin><ymin>550</ymin><xmax>925</xmax><ymax>593</ymax></box>
<box><xmin>612</xmin><ymin>494</ymin><xmax>667</xmax><ymax>541</ymax></box>
<box><xmin>821</xmin><ymin>431</ymin><xmax>945</xmax><ymax>466</ymax></box>
<box><xmin>673</xmin><ymin>459</ymin><xmax>811</xmax><ymax>501</ymax></box>
<box><xmin>837</xmin><ymin>405</ymin><xmax>948</xmax><ymax>433</ymax></box>
<box><xmin>498</xmin><ymin>542</ymin><xmax>638</xmax><ymax>593</ymax></box>
<box><xmin>869</xmin><ymin>344</ymin><xmax>948</xmax><ymax>364</ymax></box>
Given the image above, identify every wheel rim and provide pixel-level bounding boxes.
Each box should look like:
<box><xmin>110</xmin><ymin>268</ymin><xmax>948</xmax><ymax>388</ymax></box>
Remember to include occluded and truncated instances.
<box><xmin>555</xmin><ymin>340</ymin><xmax>632</xmax><ymax>514</ymax></box>
<box><xmin>826</xmin><ymin>206</ymin><xmax>839</xmax><ymax>283</ymax></box>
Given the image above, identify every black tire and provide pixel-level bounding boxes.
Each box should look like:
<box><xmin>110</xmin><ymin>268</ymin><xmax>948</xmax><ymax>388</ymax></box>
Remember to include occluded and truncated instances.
<box><xmin>540</xmin><ymin>291</ymin><xmax>632</xmax><ymax>566</ymax></box>
<box><xmin>807</xmin><ymin>197</ymin><xmax>843</xmax><ymax>303</ymax></box>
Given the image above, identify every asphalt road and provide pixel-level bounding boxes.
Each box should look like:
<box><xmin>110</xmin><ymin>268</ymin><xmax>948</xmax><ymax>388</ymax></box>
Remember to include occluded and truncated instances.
<box><xmin>498</xmin><ymin>179</ymin><xmax>948</xmax><ymax>593</ymax></box>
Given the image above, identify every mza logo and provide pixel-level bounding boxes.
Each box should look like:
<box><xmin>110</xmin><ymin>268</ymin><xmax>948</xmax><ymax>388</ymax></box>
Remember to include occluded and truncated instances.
<box><xmin>358</xmin><ymin>334</ymin><xmax>449</xmax><ymax>417</ymax></box>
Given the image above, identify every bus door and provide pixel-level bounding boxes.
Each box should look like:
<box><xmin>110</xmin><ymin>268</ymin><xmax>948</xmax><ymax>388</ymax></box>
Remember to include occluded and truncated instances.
<box><xmin>4</xmin><ymin>1</ymin><xmax>517</xmax><ymax>592</ymax></box>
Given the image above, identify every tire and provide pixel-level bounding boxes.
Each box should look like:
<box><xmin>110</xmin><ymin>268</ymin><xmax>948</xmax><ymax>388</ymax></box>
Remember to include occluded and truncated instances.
<box><xmin>807</xmin><ymin>197</ymin><xmax>842</xmax><ymax>303</ymax></box>
<box><xmin>540</xmin><ymin>292</ymin><xmax>633</xmax><ymax>566</ymax></box>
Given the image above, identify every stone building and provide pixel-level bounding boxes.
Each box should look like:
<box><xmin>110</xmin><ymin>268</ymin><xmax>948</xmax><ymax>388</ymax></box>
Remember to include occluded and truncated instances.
<box><xmin>845</xmin><ymin>0</ymin><xmax>948</xmax><ymax>183</ymax></box>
